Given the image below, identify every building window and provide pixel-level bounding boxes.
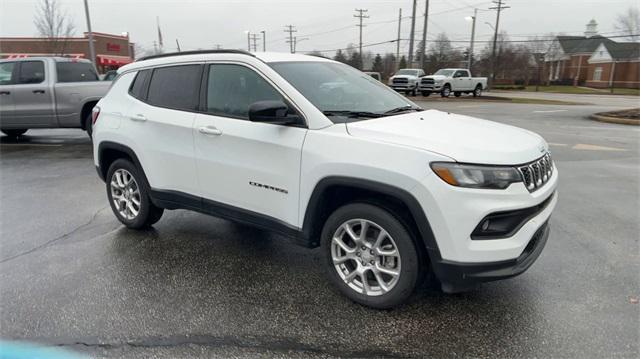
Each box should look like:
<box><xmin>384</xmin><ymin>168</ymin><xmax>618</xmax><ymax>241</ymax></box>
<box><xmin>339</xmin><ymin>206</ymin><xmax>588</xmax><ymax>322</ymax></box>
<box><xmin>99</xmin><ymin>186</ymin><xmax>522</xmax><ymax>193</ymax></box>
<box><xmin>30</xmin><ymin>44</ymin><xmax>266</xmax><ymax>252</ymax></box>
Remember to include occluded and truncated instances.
<box><xmin>593</xmin><ymin>67</ymin><xmax>603</xmax><ymax>81</ymax></box>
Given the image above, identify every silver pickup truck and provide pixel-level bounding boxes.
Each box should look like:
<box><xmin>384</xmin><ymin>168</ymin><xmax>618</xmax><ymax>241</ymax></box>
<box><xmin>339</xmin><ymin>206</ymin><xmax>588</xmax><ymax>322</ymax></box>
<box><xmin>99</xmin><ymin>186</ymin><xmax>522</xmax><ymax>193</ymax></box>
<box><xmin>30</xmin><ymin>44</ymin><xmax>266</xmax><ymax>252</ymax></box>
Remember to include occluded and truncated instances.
<box><xmin>0</xmin><ymin>57</ymin><xmax>110</xmax><ymax>137</ymax></box>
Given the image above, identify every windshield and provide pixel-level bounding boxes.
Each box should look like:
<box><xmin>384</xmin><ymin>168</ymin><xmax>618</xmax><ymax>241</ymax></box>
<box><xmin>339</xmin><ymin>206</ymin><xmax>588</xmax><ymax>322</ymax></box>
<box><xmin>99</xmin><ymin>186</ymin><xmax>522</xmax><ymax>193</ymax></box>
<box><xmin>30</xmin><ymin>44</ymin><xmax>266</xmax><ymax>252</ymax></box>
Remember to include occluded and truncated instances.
<box><xmin>270</xmin><ymin>61</ymin><xmax>417</xmax><ymax>122</ymax></box>
<box><xmin>433</xmin><ymin>69</ymin><xmax>455</xmax><ymax>76</ymax></box>
<box><xmin>396</xmin><ymin>69</ymin><xmax>419</xmax><ymax>76</ymax></box>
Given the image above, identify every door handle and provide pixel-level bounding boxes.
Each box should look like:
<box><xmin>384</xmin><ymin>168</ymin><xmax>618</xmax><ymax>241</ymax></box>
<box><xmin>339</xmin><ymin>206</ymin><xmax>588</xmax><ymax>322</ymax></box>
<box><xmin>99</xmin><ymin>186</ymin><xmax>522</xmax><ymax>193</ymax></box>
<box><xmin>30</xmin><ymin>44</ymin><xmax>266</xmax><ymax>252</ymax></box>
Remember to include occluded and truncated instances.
<box><xmin>32</xmin><ymin>89</ymin><xmax>45</xmax><ymax>94</ymax></box>
<box><xmin>198</xmin><ymin>126</ymin><xmax>223</xmax><ymax>136</ymax></box>
<box><xmin>0</xmin><ymin>91</ymin><xmax>9</xmax><ymax>95</ymax></box>
<box><xmin>130</xmin><ymin>114</ymin><xmax>147</xmax><ymax>122</ymax></box>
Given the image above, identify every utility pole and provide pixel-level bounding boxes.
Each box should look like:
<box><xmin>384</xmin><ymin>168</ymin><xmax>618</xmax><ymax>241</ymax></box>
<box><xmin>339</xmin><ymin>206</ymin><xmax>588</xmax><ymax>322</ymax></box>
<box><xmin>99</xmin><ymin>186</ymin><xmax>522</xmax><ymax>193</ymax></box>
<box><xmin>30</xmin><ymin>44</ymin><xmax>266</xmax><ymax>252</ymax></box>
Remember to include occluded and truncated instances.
<box><xmin>420</xmin><ymin>0</ymin><xmax>429</xmax><ymax>70</ymax></box>
<box><xmin>396</xmin><ymin>8</ymin><xmax>402</xmax><ymax>70</ymax></box>
<box><xmin>175</xmin><ymin>39</ymin><xmax>181</xmax><ymax>52</ymax></box>
<box><xmin>489</xmin><ymin>0</ymin><xmax>509</xmax><ymax>89</ymax></box>
<box><xmin>246</xmin><ymin>31</ymin><xmax>251</xmax><ymax>51</ymax></box>
<box><xmin>354</xmin><ymin>8</ymin><xmax>369</xmax><ymax>70</ymax></box>
<box><xmin>82</xmin><ymin>0</ymin><xmax>96</xmax><ymax>65</ymax></box>
<box><xmin>214</xmin><ymin>44</ymin><xmax>222</xmax><ymax>50</ymax></box>
<box><xmin>407</xmin><ymin>0</ymin><xmax>417</xmax><ymax>67</ymax></box>
<box><xmin>250</xmin><ymin>33</ymin><xmax>260</xmax><ymax>52</ymax></box>
<box><xmin>284</xmin><ymin>25</ymin><xmax>297</xmax><ymax>53</ymax></box>
<box><xmin>467</xmin><ymin>8</ymin><xmax>477</xmax><ymax>70</ymax></box>
<box><xmin>261</xmin><ymin>30</ymin><xmax>266</xmax><ymax>51</ymax></box>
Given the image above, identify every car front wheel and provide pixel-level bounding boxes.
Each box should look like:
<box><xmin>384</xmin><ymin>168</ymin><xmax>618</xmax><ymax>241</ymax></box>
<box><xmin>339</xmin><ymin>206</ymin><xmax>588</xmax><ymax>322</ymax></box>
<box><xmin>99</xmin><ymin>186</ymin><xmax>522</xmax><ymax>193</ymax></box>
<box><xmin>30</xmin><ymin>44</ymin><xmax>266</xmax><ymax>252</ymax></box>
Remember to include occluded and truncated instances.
<box><xmin>321</xmin><ymin>203</ymin><xmax>421</xmax><ymax>309</ymax></box>
<box><xmin>473</xmin><ymin>85</ymin><xmax>482</xmax><ymax>97</ymax></box>
<box><xmin>441</xmin><ymin>85</ymin><xmax>451</xmax><ymax>98</ymax></box>
<box><xmin>106</xmin><ymin>159</ymin><xmax>164</xmax><ymax>229</ymax></box>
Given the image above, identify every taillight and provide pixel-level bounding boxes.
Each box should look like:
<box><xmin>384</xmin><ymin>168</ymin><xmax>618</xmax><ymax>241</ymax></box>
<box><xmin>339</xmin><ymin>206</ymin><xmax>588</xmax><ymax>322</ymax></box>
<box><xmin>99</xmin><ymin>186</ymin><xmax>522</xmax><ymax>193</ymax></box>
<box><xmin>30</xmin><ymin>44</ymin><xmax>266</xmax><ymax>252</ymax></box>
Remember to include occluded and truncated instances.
<box><xmin>92</xmin><ymin>106</ymin><xmax>101</xmax><ymax>125</ymax></box>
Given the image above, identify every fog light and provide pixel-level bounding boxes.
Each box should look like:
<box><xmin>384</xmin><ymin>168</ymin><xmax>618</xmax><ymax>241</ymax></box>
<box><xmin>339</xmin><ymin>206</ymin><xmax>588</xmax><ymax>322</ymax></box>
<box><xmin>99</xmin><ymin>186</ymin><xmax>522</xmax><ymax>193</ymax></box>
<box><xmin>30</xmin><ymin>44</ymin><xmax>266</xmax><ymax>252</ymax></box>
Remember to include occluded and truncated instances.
<box><xmin>481</xmin><ymin>220</ymin><xmax>490</xmax><ymax>231</ymax></box>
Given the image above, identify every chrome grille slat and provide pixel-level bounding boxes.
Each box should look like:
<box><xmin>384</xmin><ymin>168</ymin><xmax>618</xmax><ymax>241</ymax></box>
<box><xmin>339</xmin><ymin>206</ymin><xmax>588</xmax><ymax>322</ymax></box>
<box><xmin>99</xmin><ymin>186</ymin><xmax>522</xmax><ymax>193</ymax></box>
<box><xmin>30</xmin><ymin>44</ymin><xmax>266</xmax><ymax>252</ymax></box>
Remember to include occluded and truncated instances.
<box><xmin>518</xmin><ymin>153</ymin><xmax>553</xmax><ymax>192</ymax></box>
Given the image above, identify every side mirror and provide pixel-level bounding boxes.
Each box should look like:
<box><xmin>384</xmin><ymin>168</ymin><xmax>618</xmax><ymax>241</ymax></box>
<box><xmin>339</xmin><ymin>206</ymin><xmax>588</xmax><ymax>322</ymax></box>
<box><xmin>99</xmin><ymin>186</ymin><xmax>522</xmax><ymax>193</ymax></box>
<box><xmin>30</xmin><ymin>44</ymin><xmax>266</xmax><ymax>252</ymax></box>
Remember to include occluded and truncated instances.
<box><xmin>248</xmin><ymin>100</ymin><xmax>302</xmax><ymax>125</ymax></box>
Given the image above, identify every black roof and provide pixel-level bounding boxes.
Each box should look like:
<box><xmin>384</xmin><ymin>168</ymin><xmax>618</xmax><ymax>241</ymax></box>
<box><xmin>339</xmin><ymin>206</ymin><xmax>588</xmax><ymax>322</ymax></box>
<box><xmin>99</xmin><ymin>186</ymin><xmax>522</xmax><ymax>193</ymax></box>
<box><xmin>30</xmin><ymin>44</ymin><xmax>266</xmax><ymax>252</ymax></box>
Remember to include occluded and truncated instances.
<box><xmin>606</xmin><ymin>42</ymin><xmax>640</xmax><ymax>60</ymax></box>
<box><xmin>556</xmin><ymin>35</ymin><xmax>616</xmax><ymax>54</ymax></box>
<box><xmin>137</xmin><ymin>49</ymin><xmax>254</xmax><ymax>62</ymax></box>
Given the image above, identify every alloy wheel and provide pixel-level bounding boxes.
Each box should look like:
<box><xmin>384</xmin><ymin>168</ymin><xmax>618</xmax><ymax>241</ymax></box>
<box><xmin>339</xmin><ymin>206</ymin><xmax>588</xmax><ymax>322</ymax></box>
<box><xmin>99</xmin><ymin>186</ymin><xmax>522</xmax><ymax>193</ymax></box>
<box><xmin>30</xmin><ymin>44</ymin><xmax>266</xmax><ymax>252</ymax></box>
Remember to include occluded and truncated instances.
<box><xmin>331</xmin><ymin>219</ymin><xmax>402</xmax><ymax>296</ymax></box>
<box><xmin>110</xmin><ymin>169</ymin><xmax>141</xmax><ymax>220</ymax></box>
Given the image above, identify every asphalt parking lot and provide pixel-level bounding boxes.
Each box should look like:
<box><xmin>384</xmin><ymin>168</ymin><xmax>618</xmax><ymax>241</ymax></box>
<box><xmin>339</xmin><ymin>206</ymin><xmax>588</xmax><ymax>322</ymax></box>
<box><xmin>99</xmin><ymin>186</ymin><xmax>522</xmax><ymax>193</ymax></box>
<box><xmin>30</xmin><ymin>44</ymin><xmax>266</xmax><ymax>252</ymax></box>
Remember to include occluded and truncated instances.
<box><xmin>1</xmin><ymin>95</ymin><xmax>638</xmax><ymax>358</ymax></box>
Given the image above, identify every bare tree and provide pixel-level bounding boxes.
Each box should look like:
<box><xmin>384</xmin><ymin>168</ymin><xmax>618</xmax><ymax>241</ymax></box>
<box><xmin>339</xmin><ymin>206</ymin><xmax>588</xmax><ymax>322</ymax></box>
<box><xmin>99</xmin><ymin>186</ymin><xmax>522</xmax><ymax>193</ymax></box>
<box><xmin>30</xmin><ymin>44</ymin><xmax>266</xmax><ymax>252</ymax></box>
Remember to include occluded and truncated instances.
<box><xmin>33</xmin><ymin>0</ymin><xmax>76</xmax><ymax>55</ymax></box>
<box><xmin>615</xmin><ymin>7</ymin><xmax>640</xmax><ymax>42</ymax></box>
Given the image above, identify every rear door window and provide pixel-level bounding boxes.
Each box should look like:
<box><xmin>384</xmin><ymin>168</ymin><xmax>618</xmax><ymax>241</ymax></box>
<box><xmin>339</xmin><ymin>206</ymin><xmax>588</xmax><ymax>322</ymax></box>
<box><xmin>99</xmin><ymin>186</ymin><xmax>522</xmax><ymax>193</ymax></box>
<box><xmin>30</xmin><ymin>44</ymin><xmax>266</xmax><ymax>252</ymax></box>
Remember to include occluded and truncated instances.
<box><xmin>146</xmin><ymin>65</ymin><xmax>202</xmax><ymax>111</ymax></box>
<box><xmin>0</xmin><ymin>62</ymin><xmax>16</xmax><ymax>85</ymax></box>
<box><xmin>17</xmin><ymin>61</ymin><xmax>45</xmax><ymax>84</ymax></box>
<box><xmin>56</xmin><ymin>62</ymin><xmax>99</xmax><ymax>82</ymax></box>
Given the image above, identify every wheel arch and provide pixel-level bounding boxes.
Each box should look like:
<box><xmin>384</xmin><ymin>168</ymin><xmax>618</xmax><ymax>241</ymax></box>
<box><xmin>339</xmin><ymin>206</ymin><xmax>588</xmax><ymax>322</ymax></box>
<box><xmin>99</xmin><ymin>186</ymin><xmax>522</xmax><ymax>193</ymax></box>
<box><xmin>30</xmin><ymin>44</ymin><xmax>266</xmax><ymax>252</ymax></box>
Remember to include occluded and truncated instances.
<box><xmin>97</xmin><ymin>142</ymin><xmax>149</xmax><ymax>187</ymax></box>
<box><xmin>301</xmin><ymin>176</ymin><xmax>441</xmax><ymax>263</ymax></box>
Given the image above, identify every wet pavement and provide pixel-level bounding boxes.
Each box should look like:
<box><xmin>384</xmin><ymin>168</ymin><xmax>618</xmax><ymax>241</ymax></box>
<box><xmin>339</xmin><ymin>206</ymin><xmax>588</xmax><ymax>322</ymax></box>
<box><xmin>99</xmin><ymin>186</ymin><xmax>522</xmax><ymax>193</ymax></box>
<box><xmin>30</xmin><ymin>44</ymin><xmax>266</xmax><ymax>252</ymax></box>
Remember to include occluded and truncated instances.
<box><xmin>1</xmin><ymin>99</ymin><xmax>638</xmax><ymax>358</ymax></box>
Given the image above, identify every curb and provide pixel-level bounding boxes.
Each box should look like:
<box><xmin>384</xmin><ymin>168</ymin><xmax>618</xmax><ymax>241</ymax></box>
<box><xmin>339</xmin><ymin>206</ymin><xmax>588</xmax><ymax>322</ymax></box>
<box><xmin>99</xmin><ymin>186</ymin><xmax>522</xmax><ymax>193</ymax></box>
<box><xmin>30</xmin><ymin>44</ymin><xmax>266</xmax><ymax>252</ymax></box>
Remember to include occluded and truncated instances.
<box><xmin>590</xmin><ymin>113</ymin><xmax>640</xmax><ymax>126</ymax></box>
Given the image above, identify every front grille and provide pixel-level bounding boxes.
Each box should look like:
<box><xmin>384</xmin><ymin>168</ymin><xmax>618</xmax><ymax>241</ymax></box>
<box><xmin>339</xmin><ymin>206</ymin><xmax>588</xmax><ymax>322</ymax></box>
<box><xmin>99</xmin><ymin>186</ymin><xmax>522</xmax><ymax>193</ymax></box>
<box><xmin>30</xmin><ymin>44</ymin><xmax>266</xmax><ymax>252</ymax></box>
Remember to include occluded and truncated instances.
<box><xmin>421</xmin><ymin>78</ymin><xmax>434</xmax><ymax>84</ymax></box>
<box><xmin>393</xmin><ymin>78</ymin><xmax>408</xmax><ymax>84</ymax></box>
<box><xmin>518</xmin><ymin>153</ymin><xmax>553</xmax><ymax>192</ymax></box>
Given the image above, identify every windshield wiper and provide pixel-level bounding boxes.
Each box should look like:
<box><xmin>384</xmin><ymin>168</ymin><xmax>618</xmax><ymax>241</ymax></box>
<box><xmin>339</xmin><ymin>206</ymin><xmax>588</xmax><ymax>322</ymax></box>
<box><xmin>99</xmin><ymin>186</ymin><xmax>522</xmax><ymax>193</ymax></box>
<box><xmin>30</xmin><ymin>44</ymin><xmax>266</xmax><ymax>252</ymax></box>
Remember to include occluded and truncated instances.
<box><xmin>322</xmin><ymin>110</ymin><xmax>384</xmax><ymax>118</ymax></box>
<box><xmin>383</xmin><ymin>105</ymin><xmax>423</xmax><ymax>115</ymax></box>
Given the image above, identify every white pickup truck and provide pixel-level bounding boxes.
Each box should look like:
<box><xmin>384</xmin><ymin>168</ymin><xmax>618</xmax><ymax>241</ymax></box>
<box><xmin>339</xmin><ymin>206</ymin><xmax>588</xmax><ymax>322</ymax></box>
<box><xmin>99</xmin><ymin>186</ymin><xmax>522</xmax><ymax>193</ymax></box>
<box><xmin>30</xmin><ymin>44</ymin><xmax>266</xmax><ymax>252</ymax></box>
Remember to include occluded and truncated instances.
<box><xmin>0</xmin><ymin>57</ymin><xmax>110</xmax><ymax>137</ymax></box>
<box><xmin>418</xmin><ymin>68</ymin><xmax>487</xmax><ymax>98</ymax></box>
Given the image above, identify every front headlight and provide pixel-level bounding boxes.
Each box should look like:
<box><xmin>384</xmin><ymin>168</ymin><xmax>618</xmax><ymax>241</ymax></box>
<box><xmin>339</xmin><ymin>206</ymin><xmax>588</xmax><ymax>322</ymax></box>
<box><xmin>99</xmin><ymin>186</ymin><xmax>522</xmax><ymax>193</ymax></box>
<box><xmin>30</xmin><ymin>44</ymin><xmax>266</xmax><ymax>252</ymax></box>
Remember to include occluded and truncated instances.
<box><xmin>435</xmin><ymin>79</ymin><xmax>444</xmax><ymax>84</ymax></box>
<box><xmin>431</xmin><ymin>162</ymin><xmax>522</xmax><ymax>189</ymax></box>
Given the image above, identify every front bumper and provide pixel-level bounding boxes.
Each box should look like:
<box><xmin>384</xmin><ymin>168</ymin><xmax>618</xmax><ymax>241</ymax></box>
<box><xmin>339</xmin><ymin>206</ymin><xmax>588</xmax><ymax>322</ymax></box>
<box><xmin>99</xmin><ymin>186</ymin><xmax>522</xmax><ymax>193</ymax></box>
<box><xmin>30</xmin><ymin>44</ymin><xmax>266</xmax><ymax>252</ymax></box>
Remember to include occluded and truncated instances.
<box><xmin>418</xmin><ymin>84</ymin><xmax>442</xmax><ymax>92</ymax></box>
<box><xmin>390</xmin><ymin>84</ymin><xmax>417</xmax><ymax>91</ymax></box>
<box><xmin>433</xmin><ymin>220</ymin><xmax>550</xmax><ymax>293</ymax></box>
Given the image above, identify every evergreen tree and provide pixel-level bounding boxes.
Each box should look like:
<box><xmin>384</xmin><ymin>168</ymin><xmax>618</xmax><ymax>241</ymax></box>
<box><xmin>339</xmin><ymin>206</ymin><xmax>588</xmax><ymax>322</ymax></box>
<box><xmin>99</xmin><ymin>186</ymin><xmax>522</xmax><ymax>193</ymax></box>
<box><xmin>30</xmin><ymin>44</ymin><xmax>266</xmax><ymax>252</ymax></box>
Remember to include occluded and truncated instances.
<box><xmin>399</xmin><ymin>55</ymin><xmax>407</xmax><ymax>69</ymax></box>
<box><xmin>333</xmin><ymin>49</ymin><xmax>348</xmax><ymax>63</ymax></box>
<box><xmin>372</xmin><ymin>53</ymin><xmax>384</xmax><ymax>73</ymax></box>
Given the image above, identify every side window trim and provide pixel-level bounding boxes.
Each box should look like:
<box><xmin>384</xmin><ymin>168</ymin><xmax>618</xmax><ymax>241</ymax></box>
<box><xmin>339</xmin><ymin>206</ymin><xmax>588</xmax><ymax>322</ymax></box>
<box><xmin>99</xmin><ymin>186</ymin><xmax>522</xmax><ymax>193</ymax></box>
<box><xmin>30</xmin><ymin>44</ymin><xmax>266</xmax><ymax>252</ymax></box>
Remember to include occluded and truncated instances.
<box><xmin>201</xmin><ymin>61</ymin><xmax>307</xmax><ymax>127</ymax></box>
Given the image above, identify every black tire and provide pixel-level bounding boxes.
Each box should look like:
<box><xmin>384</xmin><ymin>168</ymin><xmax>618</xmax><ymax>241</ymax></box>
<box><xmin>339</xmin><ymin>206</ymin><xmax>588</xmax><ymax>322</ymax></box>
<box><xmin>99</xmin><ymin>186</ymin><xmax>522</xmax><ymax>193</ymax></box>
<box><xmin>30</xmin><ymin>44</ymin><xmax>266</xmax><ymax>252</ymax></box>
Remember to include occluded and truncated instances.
<box><xmin>2</xmin><ymin>129</ymin><xmax>27</xmax><ymax>137</ymax></box>
<box><xmin>106</xmin><ymin>159</ymin><xmax>164</xmax><ymax>229</ymax></box>
<box><xmin>440</xmin><ymin>85</ymin><xmax>451</xmax><ymax>98</ymax></box>
<box><xmin>410</xmin><ymin>87</ymin><xmax>417</xmax><ymax>96</ymax></box>
<box><xmin>454</xmin><ymin>92</ymin><xmax>461</xmax><ymax>97</ymax></box>
<box><xmin>321</xmin><ymin>203</ymin><xmax>421</xmax><ymax>309</ymax></box>
<box><xmin>421</xmin><ymin>91</ymin><xmax>431</xmax><ymax>97</ymax></box>
<box><xmin>473</xmin><ymin>85</ymin><xmax>482</xmax><ymax>97</ymax></box>
<box><xmin>85</xmin><ymin>113</ymin><xmax>93</xmax><ymax>138</ymax></box>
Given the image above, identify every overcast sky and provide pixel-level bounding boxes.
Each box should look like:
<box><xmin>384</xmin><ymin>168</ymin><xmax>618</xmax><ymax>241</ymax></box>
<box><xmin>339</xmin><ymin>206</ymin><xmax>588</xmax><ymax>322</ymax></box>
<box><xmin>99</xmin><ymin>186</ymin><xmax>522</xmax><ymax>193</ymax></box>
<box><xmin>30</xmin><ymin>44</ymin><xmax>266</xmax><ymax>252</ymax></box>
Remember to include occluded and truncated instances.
<box><xmin>0</xmin><ymin>0</ymin><xmax>636</xmax><ymax>56</ymax></box>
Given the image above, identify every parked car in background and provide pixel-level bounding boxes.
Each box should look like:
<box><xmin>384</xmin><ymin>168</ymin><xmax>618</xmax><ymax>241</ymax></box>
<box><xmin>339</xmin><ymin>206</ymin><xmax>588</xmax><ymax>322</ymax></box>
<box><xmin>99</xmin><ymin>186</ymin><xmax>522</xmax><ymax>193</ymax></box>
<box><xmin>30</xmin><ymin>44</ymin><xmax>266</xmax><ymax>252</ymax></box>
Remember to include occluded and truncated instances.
<box><xmin>102</xmin><ymin>70</ymin><xmax>118</xmax><ymax>81</ymax></box>
<box><xmin>0</xmin><ymin>57</ymin><xmax>110</xmax><ymax>138</ymax></box>
<box><xmin>388</xmin><ymin>68</ymin><xmax>425</xmax><ymax>96</ymax></box>
<box><xmin>93</xmin><ymin>50</ymin><xmax>557</xmax><ymax>308</ymax></box>
<box><xmin>419</xmin><ymin>68</ymin><xmax>487</xmax><ymax>98</ymax></box>
<box><xmin>364</xmin><ymin>71</ymin><xmax>381</xmax><ymax>81</ymax></box>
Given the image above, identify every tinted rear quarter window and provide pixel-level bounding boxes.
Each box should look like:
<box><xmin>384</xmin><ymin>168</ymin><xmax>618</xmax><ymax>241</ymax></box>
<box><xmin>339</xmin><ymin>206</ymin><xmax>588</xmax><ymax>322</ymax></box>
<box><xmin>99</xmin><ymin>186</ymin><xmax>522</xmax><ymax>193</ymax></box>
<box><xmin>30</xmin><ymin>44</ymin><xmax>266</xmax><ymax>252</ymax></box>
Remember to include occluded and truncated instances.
<box><xmin>146</xmin><ymin>65</ymin><xmax>201</xmax><ymax>111</ymax></box>
<box><xmin>129</xmin><ymin>69</ymin><xmax>151</xmax><ymax>100</ymax></box>
<box><xmin>18</xmin><ymin>61</ymin><xmax>45</xmax><ymax>84</ymax></box>
<box><xmin>56</xmin><ymin>62</ymin><xmax>99</xmax><ymax>82</ymax></box>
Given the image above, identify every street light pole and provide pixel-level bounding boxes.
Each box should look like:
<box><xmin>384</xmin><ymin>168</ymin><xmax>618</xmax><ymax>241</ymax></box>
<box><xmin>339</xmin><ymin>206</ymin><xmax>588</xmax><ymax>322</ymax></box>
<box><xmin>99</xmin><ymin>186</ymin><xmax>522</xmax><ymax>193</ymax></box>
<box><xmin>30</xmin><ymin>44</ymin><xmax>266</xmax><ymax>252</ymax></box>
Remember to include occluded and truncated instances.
<box><xmin>466</xmin><ymin>8</ymin><xmax>477</xmax><ymax>70</ymax></box>
<box><xmin>83</xmin><ymin>0</ymin><xmax>96</xmax><ymax>66</ymax></box>
<box><xmin>261</xmin><ymin>30</ymin><xmax>266</xmax><ymax>51</ymax></box>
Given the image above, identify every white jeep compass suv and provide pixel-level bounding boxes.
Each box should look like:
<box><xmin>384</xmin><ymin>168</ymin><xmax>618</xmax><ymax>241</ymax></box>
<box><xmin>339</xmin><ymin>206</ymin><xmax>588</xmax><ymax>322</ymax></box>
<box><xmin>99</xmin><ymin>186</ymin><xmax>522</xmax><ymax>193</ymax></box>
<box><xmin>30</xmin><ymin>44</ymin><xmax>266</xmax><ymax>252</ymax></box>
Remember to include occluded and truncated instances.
<box><xmin>92</xmin><ymin>50</ymin><xmax>558</xmax><ymax>308</ymax></box>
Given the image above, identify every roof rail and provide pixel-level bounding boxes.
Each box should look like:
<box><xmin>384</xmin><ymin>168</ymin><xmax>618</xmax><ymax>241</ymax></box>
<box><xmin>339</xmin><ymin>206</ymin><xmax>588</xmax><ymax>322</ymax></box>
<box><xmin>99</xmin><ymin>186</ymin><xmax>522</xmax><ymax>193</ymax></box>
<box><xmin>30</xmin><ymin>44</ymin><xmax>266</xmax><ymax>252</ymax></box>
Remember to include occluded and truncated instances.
<box><xmin>137</xmin><ymin>49</ymin><xmax>254</xmax><ymax>62</ymax></box>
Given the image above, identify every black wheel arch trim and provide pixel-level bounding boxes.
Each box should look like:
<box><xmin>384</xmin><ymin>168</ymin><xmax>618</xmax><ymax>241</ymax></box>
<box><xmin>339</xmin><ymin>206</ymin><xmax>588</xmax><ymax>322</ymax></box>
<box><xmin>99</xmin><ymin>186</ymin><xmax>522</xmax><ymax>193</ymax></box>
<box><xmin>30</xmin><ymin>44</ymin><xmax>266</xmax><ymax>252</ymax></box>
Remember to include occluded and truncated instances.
<box><xmin>301</xmin><ymin>176</ymin><xmax>443</xmax><ymax>261</ymax></box>
<box><xmin>97</xmin><ymin>142</ymin><xmax>149</xmax><ymax>187</ymax></box>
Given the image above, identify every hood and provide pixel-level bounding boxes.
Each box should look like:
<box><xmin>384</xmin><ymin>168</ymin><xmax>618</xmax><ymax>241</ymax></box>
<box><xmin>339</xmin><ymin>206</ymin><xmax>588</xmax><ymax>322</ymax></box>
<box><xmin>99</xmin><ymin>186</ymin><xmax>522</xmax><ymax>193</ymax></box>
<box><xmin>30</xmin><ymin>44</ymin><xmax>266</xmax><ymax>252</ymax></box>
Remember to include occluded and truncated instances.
<box><xmin>423</xmin><ymin>75</ymin><xmax>447</xmax><ymax>81</ymax></box>
<box><xmin>346</xmin><ymin>109</ymin><xmax>547</xmax><ymax>165</ymax></box>
<box><xmin>390</xmin><ymin>74</ymin><xmax>419</xmax><ymax>80</ymax></box>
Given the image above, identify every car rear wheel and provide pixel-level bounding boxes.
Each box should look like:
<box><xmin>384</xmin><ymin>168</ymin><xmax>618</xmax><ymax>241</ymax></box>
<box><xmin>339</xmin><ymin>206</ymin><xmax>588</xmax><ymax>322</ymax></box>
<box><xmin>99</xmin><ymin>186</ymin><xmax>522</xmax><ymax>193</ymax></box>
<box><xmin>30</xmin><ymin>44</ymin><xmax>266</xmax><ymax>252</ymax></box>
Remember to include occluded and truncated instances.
<box><xmin>321</xmin><ymin>203</ymin><xmax>421</xmax><ymax>309</ymax></box>
<box><xmin>473</xmin><ymin>85</ymin><xmax>482</xmax><ymax>97</ymax></box>
<box><xmin>421</xmin><ymin>91</ymin><xmax>431</xmax><ymax>97</ymax></box>
<box><xmin>441</xmin><ymin>85</ymin><xmax>451</xmax><ymax>98</ymax></box>
<box><xmin>2</xmin><ymin>129</ymin><xmax>27</xmax><ymax>137</ymax></box>
<box><xmin>106</xmin><ymin>159</ymin><xmax>164</xmax><ymax>229</ymax></box>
